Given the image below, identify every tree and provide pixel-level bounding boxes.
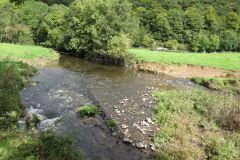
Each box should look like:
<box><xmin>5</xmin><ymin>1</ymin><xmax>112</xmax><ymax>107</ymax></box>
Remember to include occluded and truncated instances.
<box><xmin>34</xmin><ymin>4</ymin><xmax>68</xmax><ymax>50</ymax></box>
<box><xmin>16</xmin><ymin>0</ymin><xmax>48</xmax><ymax>29</ymax></box>
<box><xmin>191</xmin><ymin>31</ymin><xmax>210</xmax><ymax>52</ymax></box>
<box><xmin>167</xmin><ymin>8</ymin><xmax>184</xmax><ymax>42</ymax></box>
<box><xmin>64</xmin><ymin>0</ymin><xmax>138</xmax><ymax>65</ymax></box>
<box><xmin>204</xmin><ymin>6</ymin><xmax>220</xmax><ymax>32</ymax></box>
<box><xmin>220</xmin><ymin>30</ymin><xmax>238</xmax><ymax>51</ymax></box>
<box><xmin>184</xmin><ymin>7</ymin><xmax>205</xmax><ymax>32</ymax></box>
<box><xmin>225</xmin><ymin>12</ymin><xmax>240</xmax><ymax>32</ymax></box>
<box><xmin>209</xmin><ymin>34</ymin><xmax>220</xmax><ymax>52</ymax></box>
<box><xmin>151</xmin><ymin>12</ymin><xmax>172</xmax><ymax>41</ymax></box>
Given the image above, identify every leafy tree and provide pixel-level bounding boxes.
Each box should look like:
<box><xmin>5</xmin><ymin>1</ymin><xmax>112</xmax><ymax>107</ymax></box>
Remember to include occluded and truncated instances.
<box><xmin>185</xmin><ymin>7</ymin><xmax>205</xmax><ymax>32</ymax></box>
<box><xmin>220</xmin><ymin>30</ymin><xmax>238</xmax><ymax>51</ymax></box>
<box><xmin>151</xmin><ymin>12</ymin><xmax>172</xmax><ymax>41</ymax></box>
<box><xmin>224</xmin><ymin>12</ymin><xmax>240</xmax><ymax>31</ymax></box>
<box><xmin>191</xmin><ymin>31</ymin><xmax>210</xmax><ymax>52</ymax></box>
<box><xmin>34</xmin><ymin>4</ymin><xmax>68</xmax><ymax>50</ymax></box>
<box><xmin>167</xmin><ymin>8</ymin><xmax>184</xmax><ymax>42</ymax></box>
<box><xmin>209</xmin><ymin>34</ymin><xmax>220</xmax><ymax>52</ymax></box>
<box><xmin>63</xmin><ymin>0</ymin><xmax>138</xmax><ymax>65</ymax></box>
<box><xmin>204</xmin><ymin>6</ymin><xmax>220</xmax><ymax>32</ymax></box>
<box><xmin>165</xmin><ymin>39</ymin><xmax>178</xmax><ymax>50</ymax></box>
<box><xmin>16</xmin><ymin>0</ymin><xmax>48</xmax><ymax>29</ymax></box>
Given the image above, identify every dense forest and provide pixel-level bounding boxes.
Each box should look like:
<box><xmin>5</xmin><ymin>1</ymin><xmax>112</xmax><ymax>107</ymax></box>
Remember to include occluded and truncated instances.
<box><xmin>1</xmin><ymin>0</ymin><xmax>240</xmax><ymax>64</ymax></box>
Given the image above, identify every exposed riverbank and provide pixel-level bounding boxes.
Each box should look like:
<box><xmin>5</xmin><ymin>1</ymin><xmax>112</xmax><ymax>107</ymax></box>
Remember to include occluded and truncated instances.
<box><xmin>20</xmin><ymin>55</ymin><xmax>197</xmax><ymax>159</ymax></box>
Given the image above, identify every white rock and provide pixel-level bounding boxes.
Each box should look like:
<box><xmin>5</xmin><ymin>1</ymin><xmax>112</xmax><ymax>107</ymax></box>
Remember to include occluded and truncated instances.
<box><xmin>122</xmin><ymin>124</ymin><xmax>129</xmax><ymax>129</ymax></box>
<box><xmin>136</xmin><ymin>142</ymin><xmax>145</xmax><ymax>149</ymax></box>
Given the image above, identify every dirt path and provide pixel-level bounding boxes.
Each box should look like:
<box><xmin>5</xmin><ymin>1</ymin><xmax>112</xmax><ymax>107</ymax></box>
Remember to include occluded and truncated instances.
<box><xmin>137</xmin><ymin>62</ymin><xmax>240</xmax><ymax>79</ymax></box>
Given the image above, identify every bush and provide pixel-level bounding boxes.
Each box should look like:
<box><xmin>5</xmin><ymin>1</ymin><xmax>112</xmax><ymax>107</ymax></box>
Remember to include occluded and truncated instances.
<box><xmin>78</xmin><ymin>105</ymin><xmax>98</xmax><ymax>117</ymax></box>
<box><xmin>0</xmin><ymin>60</ymin><xmax>36</xmax><ymax>128</ymax></box>
<box><xmin>106</xmin><ymin>119</ymin><xmax>118</xmax><ymax>128</ymax></box>
<box><xmin>220</xmin><ymin>30</ymin><xmax>238</xmax><ymax>51</ymax></box>
<box><xmin>164</xmin><ymin>39</ymin><xmax>178</xmax><ymax>50</ymax></box>
<box><xmin>191</xmin><ymin>31</ymin><xmax>210</xmax><ymax>52</ymax></box>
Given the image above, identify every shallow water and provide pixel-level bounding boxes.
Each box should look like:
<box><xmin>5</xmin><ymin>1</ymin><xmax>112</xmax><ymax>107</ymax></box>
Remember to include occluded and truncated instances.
<box><xmin>21</xmin><ymin>55</ymin><xmax>195</xmax><ymax>160</ymax></box>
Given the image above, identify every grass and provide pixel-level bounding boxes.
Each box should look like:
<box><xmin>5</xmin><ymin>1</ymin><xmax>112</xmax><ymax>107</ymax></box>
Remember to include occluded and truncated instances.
<box><xmin>0</xmin><ymin>43</ymin><xmax>59</xmax><ymax>63</ymax></box>
<box><xmin>0</xmin><ymin>130</ymin><xmax>84</xmax><ymax>160</ymax></box>
<box><xmin>0</xmin><ymin>60</ymin><xmax>37</xmax><ymax>128</ymax></box>
<box><xmin>130</xmin><ymin>48</ymin><xmax>240</xmax><ymax>71</ymax></box>
<box><xmin>191</xmin><ymin>77</ymin><xmax>240</xmax><ymax>94</ymax></box>
<box><xmin>106</xmin><ymin>119</ymin><xmax>118</xmax><ymax>128</ymax></box>
<box><xmin>153</xmin><ymin>89</ymin><xmax>240</xmax><ymax>159</ymax></box>
<box><xmin>78</xmin><ymin>105</ymin><xmax>98</xmax><ymax>117</ymax></box>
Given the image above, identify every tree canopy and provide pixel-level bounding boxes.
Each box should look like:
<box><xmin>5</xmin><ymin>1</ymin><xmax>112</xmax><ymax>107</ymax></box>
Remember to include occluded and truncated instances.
<box><xmin>1</xmin><ymin>0</ymin><xmax>240</xmax><ymax>56</ymax></box>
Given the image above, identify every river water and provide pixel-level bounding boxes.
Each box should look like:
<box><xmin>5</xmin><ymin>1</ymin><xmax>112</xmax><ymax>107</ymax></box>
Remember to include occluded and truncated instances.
<box><xmin>21</xmin><ymin>55</ymin><xmax>196</xmax><ymax>160</ymax></box>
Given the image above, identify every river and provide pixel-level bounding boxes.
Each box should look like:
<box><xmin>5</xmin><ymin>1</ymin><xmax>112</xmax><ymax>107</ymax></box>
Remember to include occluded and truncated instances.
<box><xmin>21</xmin><ymin>55</ymin><xmax>196</xmax><ymax>160</ymax></box>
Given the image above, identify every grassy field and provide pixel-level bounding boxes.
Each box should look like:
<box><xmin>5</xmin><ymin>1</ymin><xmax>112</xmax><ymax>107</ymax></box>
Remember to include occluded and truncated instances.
<box><xmin>153</xmin><ymin>89</ymin><xmax>240</xmax><ymax>159</ymax></box>
<box><xmin>131</xmin><ymin>48</ymin><xmax>240</xmax><ymax>71</ymax></box>
<box><xmin>0</xmin><ymin>43</ymin><xmax>59</xmax><ymax>63</ymax></box>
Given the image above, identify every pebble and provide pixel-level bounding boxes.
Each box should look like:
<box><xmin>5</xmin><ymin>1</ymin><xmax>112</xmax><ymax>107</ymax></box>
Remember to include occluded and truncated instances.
<box><xmin>122</xmin><ymin>124</ymin><xmax>128</xmax><ymax>129</ymax></box>
<box><xmin>146</xmin><ymin>118</ymin><xmax>154</xmax><ymax>124</ymax></box>
<box><xmin>112</xmin><ymin>132</ymin><xmax>117</xmax><ymax>136</ymax></box>
<box><xmin>141</xmin><ymin>120</ymin><xmax>150</xmax><ymax>126</ymax></box>
<box><xmin>136</xmin><ymin>142</ymin><xmax>145</xmax><ymax>149</ymax></box>
<box><xmin>123</xmin><ymin>136</ymin><xmax>132</xmax><ymax>144</ymax></box>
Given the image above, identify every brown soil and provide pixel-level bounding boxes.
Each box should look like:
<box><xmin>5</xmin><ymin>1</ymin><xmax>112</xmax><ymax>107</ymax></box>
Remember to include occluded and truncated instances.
<box><xmin>19</xmin><ymin>58</ymin><xmax>57</xmax><ymax>67</ymax></box>
<box><xmin>137</xmin><ymin>62</ymin><xmax>239</xmax><ymax>78</ymax></box>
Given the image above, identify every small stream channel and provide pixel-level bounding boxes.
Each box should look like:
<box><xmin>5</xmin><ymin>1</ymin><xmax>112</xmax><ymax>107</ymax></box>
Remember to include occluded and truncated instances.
<box><xmin>21</xmin><ymin>55</ymin><xmax>196</xmax><ymax>160</ymax></box>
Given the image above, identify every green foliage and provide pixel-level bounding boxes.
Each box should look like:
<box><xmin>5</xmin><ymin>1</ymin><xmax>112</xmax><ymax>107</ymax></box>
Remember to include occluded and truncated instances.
<box><xmin>191</xmin><ymin>77</ymin><xmax>240</xmax><ymax>94</ymax></box>
<box><xmin>209</xmin><ymin>34</ymin><xmax>220</xmax><ymax>52</ymax></box>
<box><xmin>0</xmin><ymin>130</ymin><xmax>84</xmax><ymax>160</ymax></box>
<box><xmin>0</xmin><ymin>2</ymin><xmax>34</xmax><ymax>45</ymax></box>
<box><xmin>204</xmin><ymin>134</ymin><xmax>240</xmax><ymax>160</ymax></box>
<box><xmin>220</xmin><ymin>30</ymin><xmax>239</xmax><ymax>51</ymax></box>
<box><xmin>78</xmin><ymin>105</ymin><xmax>98</xmax><ymax>117</ymax></box>
<box><xmin>164</xmin><ymin>39</ymin><xmax>178</xmax><ymax>50</ymax></box>
<box><xmin>16</xmin><ymin>0</ymin><xmax>48</xmax><ymax>29</ymax></box>
<box><xmin>106</xmin><ymin>119</ymin><xmax>117</xmax><ymax>128</ymax></box>
<box><xmin>185</xmin><ymin>7</ymin><xmax>204</xmax><ymax>32</ymax></box>
<box><xmin>225</xmin><ymin>12</ymin><xmax>240</xmax><ymax>31</ymax></box>
<box><xmin>34</xmin><ymin>4</ymin><xmax>68</xmax><ymax>50</ymax></box>
<box><xmin>0</xmin><ymin>60</ymin><xmax>37</xmax><ymax>128</ymax></box>
<box><xmin>153</xmin><ymin>89</ymin><xmax>240</xmax><ymax>159</ymax></box>
<box><xmin>130</xmin><ymin>0</ymin><xmax>240</xmax><ymax>52</ymax></box>
<box><xmin>191</xmin><ymin>31</ymin><xmax>210</xmax><ymax>52</ymax></box>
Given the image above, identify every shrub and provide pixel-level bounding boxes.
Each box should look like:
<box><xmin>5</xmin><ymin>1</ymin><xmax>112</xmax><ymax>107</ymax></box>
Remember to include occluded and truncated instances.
<box><xmin>164</xmin><ymin>39</ymin><xmax>178</xmax><ymax>50</ymax></box>
<box><xmin>78</xmin><ymin>105</ymin><xmax>98</xmax><ymax>117</ymax></box>
<box><xmin>220</xmin><ymin>30</ymin><xmax>238</xmax><ymax>51</ymax></box>
<box><xmin>0</xmin><ymin>60</ymin><xmax>36</xmax><ymax>128</ymax></box>
<box><xmin>106</xmin><ymin>119</ymin><xmax>117</xmax><ymax>128</ymax></box>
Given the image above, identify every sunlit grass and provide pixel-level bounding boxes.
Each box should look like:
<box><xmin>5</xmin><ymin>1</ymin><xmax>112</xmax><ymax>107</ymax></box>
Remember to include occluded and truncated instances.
<box><xmin>0</xmin><ymin>43</ymin><xmax>59</xmax><ymax>62</ymax></box>
<box><xmin>131</xmin><ymin>48</ymin><xmax>240</xmax><ymax>70</ymax></box>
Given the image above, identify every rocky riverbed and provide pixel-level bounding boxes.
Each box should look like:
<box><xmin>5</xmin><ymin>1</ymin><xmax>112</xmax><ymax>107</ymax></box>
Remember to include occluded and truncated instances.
<box><xmin>20</xmin><ymin>55</ymin><xmax>196</xmax><ymax>160</ymax></box>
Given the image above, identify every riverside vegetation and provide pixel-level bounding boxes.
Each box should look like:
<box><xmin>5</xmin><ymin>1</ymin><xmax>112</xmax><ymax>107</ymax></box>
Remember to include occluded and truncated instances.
<box><xmin>0</xmin><ymin>0</ymin><xmax>240</xmax><ymax>159</ymax></box>
<box><xmin>0</xmin><ymin>60</ymin><xmax>84</xmax><ymax>159</ymax></box>
<box><xmin>153</xmin><ymin>89</ymin><xmax>240</xmax><ymax>159</ymax></box>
